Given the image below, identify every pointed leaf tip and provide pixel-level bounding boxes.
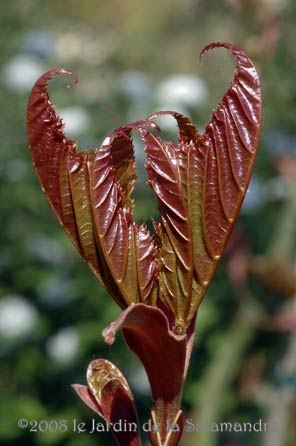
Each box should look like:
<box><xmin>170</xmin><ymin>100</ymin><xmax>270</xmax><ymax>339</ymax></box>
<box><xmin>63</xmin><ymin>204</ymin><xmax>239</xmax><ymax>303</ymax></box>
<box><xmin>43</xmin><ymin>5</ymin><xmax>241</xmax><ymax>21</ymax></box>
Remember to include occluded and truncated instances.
<box><xmin>27</xmin><ymin>69</ymin><xmax>78</xmax><ymax>224</ymax></box>
<box><xmin>201</xmin><ymin>41</ymin><xmax>261</xmax><ymax>255</ymax></box>
<box><xmin>27</xmin><ymin>71</ymin><xmax>158</xmax><ymax>310</ymax></box>
<box><xmin>139</xmin><ymin>42</ymin><xmax>261</xmax><ymax>329</ymax></box>
<box><xmin>27</xmin><ymin>43</ymin><xmax>261</xmax><ymax>331</ymax></box>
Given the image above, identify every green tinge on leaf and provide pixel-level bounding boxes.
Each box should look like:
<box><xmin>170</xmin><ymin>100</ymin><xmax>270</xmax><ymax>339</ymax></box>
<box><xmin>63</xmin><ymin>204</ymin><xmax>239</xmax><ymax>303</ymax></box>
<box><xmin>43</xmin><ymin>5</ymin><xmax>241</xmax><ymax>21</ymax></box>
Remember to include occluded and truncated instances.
<box><xmin>27</xmin><ymin>42</ymin><xmax>261</xmax><ymax>332</ymax></box>
<box><xmin>73</xmin><ymin>359</ymin><xmax>142</xmax><ymax>446</ymax></box>
<box><xmin>87</xmin><ymin>358</ymin><xmax>133</xmax><ymax>402</ymax></box>
<box><xmin>143</xmin><ymin>42</ymin><xmax>261</xmax><ymax>331</ymax></box>
<box><xmin>27</xmin><ymin>73</ymin><xmax>159</xmax><ymax>309</ymax></box>
<box><xmin>68</xmin><ymin>151</ymin><xmax>98</xmax><ymax>268</ymax></box>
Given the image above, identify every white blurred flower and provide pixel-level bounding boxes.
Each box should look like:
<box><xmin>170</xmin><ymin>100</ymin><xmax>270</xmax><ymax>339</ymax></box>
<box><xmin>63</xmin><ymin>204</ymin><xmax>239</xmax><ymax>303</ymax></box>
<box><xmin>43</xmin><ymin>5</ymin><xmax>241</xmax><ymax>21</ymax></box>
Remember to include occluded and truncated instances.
<box><xmin>2</xmin><ymin>55</ymin><xmax>45</xmax><ymax>92</ymax></box>
<box><xmin>55</xmin><ymin>30</ymin><xmax>118</xmax><ymax>65</ymax></box>
<box><xmin>0</xmin><ymin>295</ymin><xmax>38</xmax><ymax>339</ymax></box>
<box><xmin>156</xmin><ymin>74</ymin><xmax>208</xmax><ymax>110</ymax></box>
<box><xmin>46</xmin><ymin>327</ymin><xmax>79</xmax><ymax>365</ymax></box>
<box><xmin>26</xmin><ymin>234</ymin><xmax>66</xmax><ymax>266</ymax></box>
<box><xmin>119</xmin><ymin>70</ymin><xmax>152</xmax><ymax>103</ymax></box>
<box><xmin>22</xmin><ymin>30</ymin><xmax>54</xmax><ymax>59</ymax></box>
<box><xmin>57</xmin><ymin>106</ymin><xmax>90</xmax><ymax>137</ymax></box>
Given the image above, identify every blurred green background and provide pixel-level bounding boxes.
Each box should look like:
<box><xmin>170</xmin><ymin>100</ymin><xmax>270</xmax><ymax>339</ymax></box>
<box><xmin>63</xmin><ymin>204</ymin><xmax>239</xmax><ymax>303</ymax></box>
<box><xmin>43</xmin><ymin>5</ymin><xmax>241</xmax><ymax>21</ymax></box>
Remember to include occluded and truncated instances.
<box><xmin>1</xmin><ymin>1</ymin><xmax>296</xmax><ymax>445</ymax></box>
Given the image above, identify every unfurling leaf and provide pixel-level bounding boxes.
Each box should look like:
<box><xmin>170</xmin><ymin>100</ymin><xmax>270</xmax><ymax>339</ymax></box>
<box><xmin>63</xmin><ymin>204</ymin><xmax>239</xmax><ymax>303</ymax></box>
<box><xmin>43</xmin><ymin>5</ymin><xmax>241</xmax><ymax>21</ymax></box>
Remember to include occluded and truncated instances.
<box><xmin>27</xmin><ymin>77</ymin><xmax>158</xmax><ymax>309</ymax></box>
<box><xmin>140</xmin><ymin>42</ymin><xmax>261</xmax><ymax>331</ymax></box>
<box><xmin>102</xmin><ymin>303</ymin><xmax>195</xmax><ymax>445</ymax></box>
<box><xmin>27</xmin><ymin>42</ymin><xmax>261</xmax><ymax>333</ymax></box>
<box><xmin>72</xmin><ymin>359</ymin><xmax>141</xmax><ymax>446</ymax></box>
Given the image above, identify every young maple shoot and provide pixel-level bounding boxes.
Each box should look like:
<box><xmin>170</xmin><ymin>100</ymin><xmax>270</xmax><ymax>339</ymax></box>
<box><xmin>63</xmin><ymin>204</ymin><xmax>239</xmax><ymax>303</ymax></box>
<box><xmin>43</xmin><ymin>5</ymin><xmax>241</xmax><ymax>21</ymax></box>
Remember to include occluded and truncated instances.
<box><xmin>27</xmin><ymin>42</ymin><xmax>262</xmax><ymax>446</ymax></box>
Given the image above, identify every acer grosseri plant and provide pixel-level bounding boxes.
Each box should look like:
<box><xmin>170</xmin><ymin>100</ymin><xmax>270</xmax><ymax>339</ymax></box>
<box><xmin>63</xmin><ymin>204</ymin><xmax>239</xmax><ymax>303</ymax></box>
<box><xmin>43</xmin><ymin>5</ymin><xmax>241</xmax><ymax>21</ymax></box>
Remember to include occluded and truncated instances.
<box><xmin>26</xmin><ymin>42</ymin><xmax>261</xmax><ymax>446</ymax></box>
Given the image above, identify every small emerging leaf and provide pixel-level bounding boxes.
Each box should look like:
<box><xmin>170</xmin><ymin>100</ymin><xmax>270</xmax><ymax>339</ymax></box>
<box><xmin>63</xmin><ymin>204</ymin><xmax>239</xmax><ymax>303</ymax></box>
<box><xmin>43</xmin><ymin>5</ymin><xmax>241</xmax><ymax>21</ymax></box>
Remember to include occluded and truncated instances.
<box><xmin>73</xmin><ymin>359</ymin><xmax>141</xmax><ymax>446</ymax></box>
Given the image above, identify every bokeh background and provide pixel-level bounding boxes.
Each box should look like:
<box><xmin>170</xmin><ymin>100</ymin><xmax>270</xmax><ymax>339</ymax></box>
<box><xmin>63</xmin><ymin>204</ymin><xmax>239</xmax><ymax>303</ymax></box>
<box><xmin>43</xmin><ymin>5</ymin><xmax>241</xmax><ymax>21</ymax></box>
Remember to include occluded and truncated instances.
<box><xmin>1</xmin><ymin>1</ymin><xmax>296</xmax><ymax>445</ymax></box>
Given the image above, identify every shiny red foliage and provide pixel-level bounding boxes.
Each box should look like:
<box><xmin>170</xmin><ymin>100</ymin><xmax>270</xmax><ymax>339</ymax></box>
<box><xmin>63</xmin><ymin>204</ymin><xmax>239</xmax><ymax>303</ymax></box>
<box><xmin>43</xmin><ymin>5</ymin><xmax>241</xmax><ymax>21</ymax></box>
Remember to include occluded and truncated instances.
<box><xmin>27</xmin><ymin>42</ymin><xmax>261</xmax><ymax>332</ymax></box>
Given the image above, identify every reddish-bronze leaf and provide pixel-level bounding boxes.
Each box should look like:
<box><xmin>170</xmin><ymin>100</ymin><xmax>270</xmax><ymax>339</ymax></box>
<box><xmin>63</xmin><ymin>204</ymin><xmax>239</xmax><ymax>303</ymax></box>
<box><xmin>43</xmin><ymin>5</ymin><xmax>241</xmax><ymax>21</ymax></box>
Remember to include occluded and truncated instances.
<box><xmin>141</xmin><ymin>42</ymin><xmax>261</xmax><ymax>330</ymax></box>
<box><xmin>103</xmin><ymin>304</ymin><xmax>187</xmax><ymax>400</ymax></box>
<box><xmin>27</xmin><ymin>70</ymin><xmax>78</xmax><ymax>235</ymax></box>
<box><xmin>27</xmin><ymin>42</ymin><xmax>261</xmax><ymax>331</ymax></box>
<box><xmin>137</xmin><ymin>128</ymin><xmax>194</xmax><ymax>329</ymax></box>
<box><xmin>27</xmin><ymin>72</ymin><xmax>158</xmax><ymax>309</ymax></box>
<box><xmin>89</xmin><ymin>129</ymin><xmax>158</xmax><ymax>305</ymax></box>
<box><xmin>73</xmin><ymin>359</ymin><xmax>142</xmax><ymax>446</ymax></box>
<box><xmin>102</xmin><ymin>304</ymin><xmax>196</xmax><ymax>444</ymax></box>
<box><xmin>199</xmin><ymin>42</ymin><xmax>261</xmax><ymax>266</ymax></box>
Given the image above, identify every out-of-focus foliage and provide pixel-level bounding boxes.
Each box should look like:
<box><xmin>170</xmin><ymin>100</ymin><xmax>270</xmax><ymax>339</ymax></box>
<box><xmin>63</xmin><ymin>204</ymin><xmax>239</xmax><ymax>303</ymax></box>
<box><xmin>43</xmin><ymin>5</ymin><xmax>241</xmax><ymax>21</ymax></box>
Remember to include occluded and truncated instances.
<box><xmin>1</xmin><ymin>1</ymin><xmax>296</xmax><ymax>446</ymax></box>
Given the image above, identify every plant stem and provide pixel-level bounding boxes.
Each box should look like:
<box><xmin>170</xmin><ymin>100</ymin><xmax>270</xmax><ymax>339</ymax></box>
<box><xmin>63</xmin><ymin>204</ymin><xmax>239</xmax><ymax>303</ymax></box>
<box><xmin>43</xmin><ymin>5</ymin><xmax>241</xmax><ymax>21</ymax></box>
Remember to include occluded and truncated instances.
<box><xmin>149</xmin><ymin>397</ymin><xmax>183</xmax><ymax>446</ymax></box>
<box><xmin>187</xmin><ymin>298</ymin><xmax>263</xmax><ymax>446</ymax></box>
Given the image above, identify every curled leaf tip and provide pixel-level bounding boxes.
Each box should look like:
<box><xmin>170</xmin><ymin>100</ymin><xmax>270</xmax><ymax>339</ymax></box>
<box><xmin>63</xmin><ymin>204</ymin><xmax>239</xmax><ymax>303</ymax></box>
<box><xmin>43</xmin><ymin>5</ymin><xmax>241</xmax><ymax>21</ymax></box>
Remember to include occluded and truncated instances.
<box><xmin>27</xmin><ymin>42</ymin><xmax>261</xmax><ymax>331</ymax></box>
<box><xmin>29</xmin><ymin>68</ymin><xmax>78</xmax><ymax>94</ymax></box>
<box><xmin>199</xmin><ymin>41</ymin><xmax>240</xmax><ymax>63</ymax></box>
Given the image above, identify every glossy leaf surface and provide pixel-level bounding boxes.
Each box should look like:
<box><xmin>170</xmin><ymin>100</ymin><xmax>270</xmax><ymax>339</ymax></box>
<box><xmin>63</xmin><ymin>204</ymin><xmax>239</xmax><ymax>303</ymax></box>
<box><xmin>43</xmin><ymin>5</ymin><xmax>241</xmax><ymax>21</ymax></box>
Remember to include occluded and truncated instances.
<box><xmin>72</xmin><ymin>359</ymin><xmax>141</xmax><ymax>446</ymax></box>
<box><xmin>143</xmin><ymin>42</ymin><xmax>261</xmax><ymax>329</ymax></box>
<box><xmin>102</xmin><ymin>303</ymin><xmax>190</xmax><ymax>445</ymax></box>
<box><xmin>27</xmin><ymin>78</ymin><xmax>159</xmax><ymax>309</ymax></box>
<box><xmin>27</xmin><ymin>42</ymin><xmax>261</xmax><ymax>332</ymax></box>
